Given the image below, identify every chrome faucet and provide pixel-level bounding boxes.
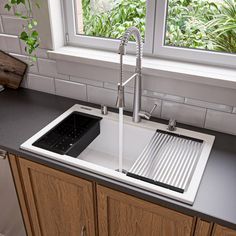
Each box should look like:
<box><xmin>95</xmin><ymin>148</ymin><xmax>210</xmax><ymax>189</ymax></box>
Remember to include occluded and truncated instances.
<box><xmin>116</xmin><ymin>26</ymin><xmax>157</xmax><ymax>123</ymax></box>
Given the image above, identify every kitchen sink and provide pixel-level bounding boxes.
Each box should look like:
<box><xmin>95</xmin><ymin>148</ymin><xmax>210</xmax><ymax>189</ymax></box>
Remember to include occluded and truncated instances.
<box><xmin>21</xmin><ymin>104</ymin><xmax>215</xmax><ymax>204</ymax></box>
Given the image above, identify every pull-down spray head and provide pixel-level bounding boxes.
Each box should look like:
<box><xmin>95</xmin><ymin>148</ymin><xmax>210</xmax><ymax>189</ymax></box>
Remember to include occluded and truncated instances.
<box><xmin>116</xmin><ymin>84</ymin><xmax>125</xmax><ymax>108</ymax></box>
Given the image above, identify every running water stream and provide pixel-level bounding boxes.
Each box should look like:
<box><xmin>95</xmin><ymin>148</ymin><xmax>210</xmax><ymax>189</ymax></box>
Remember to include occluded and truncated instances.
<box><xmin>118</xmin><ymin>107</ymin><xmax>123</xmax><ymax>172</ymax></box>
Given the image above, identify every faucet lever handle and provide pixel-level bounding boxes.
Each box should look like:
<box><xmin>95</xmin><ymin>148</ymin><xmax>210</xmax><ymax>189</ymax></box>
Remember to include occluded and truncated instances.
<box><xmin>149</xmin><ymin>104</ymin><xmax>158</xmax><ymax>116</ymax></box>
<box><xmin>139</xmin><ymin>104</ymin><xmax>158</xmax><ymax>120</ymax></box>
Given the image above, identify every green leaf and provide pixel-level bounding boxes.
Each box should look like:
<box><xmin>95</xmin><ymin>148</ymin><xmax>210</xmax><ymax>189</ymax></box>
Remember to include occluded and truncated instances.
<box><xmin>28</xmin><ymin>23</ymin><xmax>33</xmax><ymax>29</ymax></box>
<box><xmin>21</xmin><ymin>15</ymin><xmax>28</xmax><ymax>19</ymax></box>
<box><xmin>20</xmin><ymin>31</ymin><xmax>28</xmax><ymax>40</ymax></box>
<box><xmin>4</xmin><ymin>4</ymin><xmax>11</xmax><ymax>11</ymax></box>
<box><xmin>35</xmin><ymin>2</ymin><xmax>40</xmax><ymax>9</ymax></box>
<box><xmin>31</xmin><ymin>30</ymin><xmax>39</xmax><ymax>38</ymax></box>
<box><xmin>15</xmin><ymin>12</ymin><xmax>22</xmax><ymax>17</ymax></box>
<box><xmin>32</xmin><ymin>55</ymin><xmax>37</xmax><ymax>62</ymax></box>
<box><xmin>27</xmin><ymin>37</ymin><xmax>37</xmax><ymax>46</ymax></box>
<box><xmin>32</xmin><ymin>19</ymin><xmax>38</xmax><ymax>26</ymax></box>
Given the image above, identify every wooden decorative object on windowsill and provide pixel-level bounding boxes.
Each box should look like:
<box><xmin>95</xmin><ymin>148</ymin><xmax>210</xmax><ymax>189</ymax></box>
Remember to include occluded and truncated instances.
<box><xmin>0</xmin><ymin>50</ymin><xmax>28</xmax><ymax>89</ymax></box>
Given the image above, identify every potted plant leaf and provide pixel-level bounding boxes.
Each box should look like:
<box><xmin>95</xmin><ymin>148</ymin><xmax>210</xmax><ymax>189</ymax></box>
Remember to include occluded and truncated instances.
<box><xmin>4</xmin><ymin>0</ymin><xmax>40</xmax><ymax>62</ymax></box>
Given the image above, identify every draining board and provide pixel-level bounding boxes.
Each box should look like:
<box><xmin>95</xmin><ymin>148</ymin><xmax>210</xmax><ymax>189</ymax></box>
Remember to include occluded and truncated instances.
<box><xmin>127</xmin><ymin>130</ymin><xmax>203</xmax><ymax>193</ymax></box>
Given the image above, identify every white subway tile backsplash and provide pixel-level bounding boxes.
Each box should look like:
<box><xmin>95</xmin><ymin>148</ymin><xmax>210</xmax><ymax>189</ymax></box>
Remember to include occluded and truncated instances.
<box><xmin>57</xmin><ymin>73</ymin><xmax>69</xmax><ymax>81</ymax></box>
<box><xmin>38</xmin><ymin>58</ymin><xmax>57</xmax><ymax>77</ymax></box>
<box><xmin>55</xmin><ymin>79</ymin><xmax>87</xmax><ymax>101</ymax></box>
<box><xmin>87</xmin><ymin>86</ymin><xmax>117</xmax><ymax>108</ymax></box>
<box><xmin>35</xmin><ymin>48</ymin><xmax>49</xmax><ymax>59</ymax></box>
<box><xmin>20</xmin><ymin>76</ymin><xmax>28</xmax><ymax>88</ymax></box>
<box><xmin>163</xmin><ymin>94</ymin><xmax>184</xmax><ymax>103</ymax></box>
<box><xmin>87</xmin><ymin>86</ymin><xmax>134</xmax><ymax>110</ymax></box>
<box><xmin>87</xmin><ymin>86</ymin><xmax>161</xmax><ymax>116</ymax></box>
<box><xmin>185</xmin><ymin>98</ymin><xmax>233</xmax><ymax>113</ymax></box>
<box><xmin>124</xmin><ymin>93</ymin><xmax>135</xmax><ymax>111</ymax></box>
<box><xmin>0</xmin><ymin>34</ymin><xmax>21</xmax><ymax>53</ymax></box>
<box><xmin>28</xmin><ymin>74</ymin><xmax>55</xmax><ymax>94</ymax></box>
<box><xmin>143</xmin><ymin>75</ymin><xmax>236</xmax><ymax>107</ymax></box>
<box><xmin>205</xmin><ymin>110</ymin><xmax>236</xmax><ymax>135</ymax></box>
<box><xmin>162</xmin><ymin>101</ymin><xmax>206</xmax><ymax>127</ymax></box>
<box><xmin>142</xmin><ymin>89</ymin><xmax>183</xmax><ymax>103</ymax></box>
<box><xmin>71</xmin><ymin>76</ymin><xmax>103</xmax><ymax>87</ymax></box>
<box><xmin>142</xmin><ymin>97</ymin><xmax>162</xmax><ymax>118</ymax></box>
<box><xmin>104</xmin><ymin>82</ymin><xmax>133</xmax><ymax>93</ymax></box>
<box><xmin>1</xmin><ymin>16</ymin><xmax>25</xmax><ymax>35</ymax></box>
<box><xmin>142</xmin><ymin>89</ymin><xmax>164</xmax><ymax>99</ymax></box>
<box><xmin>56</xmin><ymin>61</ymin><xmax>134</xmax><ymax>84</ymax></box>
<box><xmin>87</xmin><ymin>85</ymin><xmax>134</xmax><ymax>111</ymax></box>
<box><xmin>103</xmin><ymin>82</ymin><xmax>118</xmax><ymax>91</ymax></box>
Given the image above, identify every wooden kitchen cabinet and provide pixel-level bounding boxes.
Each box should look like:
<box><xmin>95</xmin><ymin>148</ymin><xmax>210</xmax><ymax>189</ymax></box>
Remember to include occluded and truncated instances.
<box><xmin>194</xmin><ymin>219</ymin><xmax>213</xmax><ymax>236</ymax></box>
<box><xmin>97</xmin><ymin>185</ymin><xmax>194</xmax><ymax>236</ymax></box>
<box><xmin>9</xmin><ymin>155</ymin><xmax>236</xmax><ymax>236</ymax></box>
<box><xmin>9</xmin><ymin>156</ymin><xmax>96</xmax><ymax>236</ymax></box>
<box><xmin>212</xmin><ymin>224</ymin><xmax>236</xmax><ymax>236</ymax></box>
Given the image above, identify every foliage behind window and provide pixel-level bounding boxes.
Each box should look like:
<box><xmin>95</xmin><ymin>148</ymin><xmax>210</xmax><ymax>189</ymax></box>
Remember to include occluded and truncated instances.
<box><xmin>81</xmin><ymin>0</ymin><xmax>146</xmax><ymax>40</ymax></box>
<box><xmin>165</xmin><ymin>0</ymin><xmax>236</xmax><ymax>53</ymax></box>
<box><xmin>81</xmin><ymin>0</ymin><xmax>236</xmax><ymax>53</ymax></box>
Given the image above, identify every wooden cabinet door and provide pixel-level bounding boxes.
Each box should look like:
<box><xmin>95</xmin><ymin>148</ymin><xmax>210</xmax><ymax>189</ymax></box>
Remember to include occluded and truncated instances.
<box><xmin>212</xmin><ymin>224</ymin><xmax>236</xmax><ymax>236</ymax></box>
<box><xmin>97</xmin><ymin>185</ymin><xmax>194</xmax><ymax>236</ymax></box>
<box><xmin>194</xmin><ymin>219</ymin><xmax>212</xmax><ymax>236</ymax></box>
<box><xmin>16</xmin><ymin>157</ymin><xmax>96</xmax><ymax>236</ymax></box>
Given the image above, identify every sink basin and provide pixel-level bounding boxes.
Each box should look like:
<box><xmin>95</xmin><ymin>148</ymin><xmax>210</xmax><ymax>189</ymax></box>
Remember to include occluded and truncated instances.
<box><xmin>32</xmin><ymin>111</ymin><xmax>102</xmax><ymax>157</ymax></box>
<box><xmin>21</xmin><ymin>104</ymin><xmax>215</xmax><ymax>204</ymax></box>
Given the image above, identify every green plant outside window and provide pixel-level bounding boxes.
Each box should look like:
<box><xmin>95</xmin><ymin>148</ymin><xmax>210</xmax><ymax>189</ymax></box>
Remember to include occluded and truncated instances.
<box><xmin>80</xmin><ymin>0</ymin><xmax>236</xmax><ymax>53</ymax></box>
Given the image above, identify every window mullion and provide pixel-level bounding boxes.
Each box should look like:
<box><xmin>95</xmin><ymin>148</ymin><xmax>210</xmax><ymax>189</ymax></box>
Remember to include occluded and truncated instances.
<box><xmin>153</xmin><ymin>0</ymin><xmax>168</xmax><ymax>56</ymax></box>
<box><xmin>142</xmin><ymin>0</ymin><xmax>157</xmax><ymax>55</ymax></box>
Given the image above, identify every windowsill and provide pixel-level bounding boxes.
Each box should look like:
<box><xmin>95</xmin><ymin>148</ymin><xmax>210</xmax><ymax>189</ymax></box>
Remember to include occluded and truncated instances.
<box><xmin>48</xmin><ymin>46</ymin><xmax>236</xmax><ymax>89</ymax></box>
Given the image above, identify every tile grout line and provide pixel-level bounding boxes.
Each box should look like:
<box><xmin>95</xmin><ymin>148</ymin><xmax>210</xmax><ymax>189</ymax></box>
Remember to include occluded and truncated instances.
<box><xmin>160</xmin><ymin>99</ymin><xmax>163</xmax><ymax>119</ymax></box>
<box><xmin>53</xmin><ymin>77</ymin><xmax>56</xmax><ymax>95</ymax></box>
<box><xmin>0</xmin><ymin>16</ymin><xmax>4</xmax><ymax>33</ymax></box>
<box><xmin>203</xmin><ymin>109</ymin><xmax>208</xmax><ymax>128</ymax></box>
<box><xmin>85</xmin><ymin>84</ymin><xmax>88</xmax><ymax>102</ymax></box>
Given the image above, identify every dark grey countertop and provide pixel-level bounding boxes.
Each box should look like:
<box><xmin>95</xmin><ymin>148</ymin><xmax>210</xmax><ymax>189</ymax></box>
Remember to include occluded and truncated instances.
<box><xmin>1</xmin><ymin>88</ymin><xmax>236</xmax><ymax>229</ymax></box>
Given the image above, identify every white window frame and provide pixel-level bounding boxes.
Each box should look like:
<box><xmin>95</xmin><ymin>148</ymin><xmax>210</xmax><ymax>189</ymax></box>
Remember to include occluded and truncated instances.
<box><xmin>63</xmin><ymin>0</ymin><xmax>236</xmax><ymax>68</ymax></box>
<box><xmin>63</xmin><ymin>0</ymin><xmax>156</xmax><ymax>54</ymax></box>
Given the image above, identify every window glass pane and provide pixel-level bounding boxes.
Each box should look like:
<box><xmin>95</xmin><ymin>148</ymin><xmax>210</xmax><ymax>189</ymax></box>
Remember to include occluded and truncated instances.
<box><xmin>74</xmin><ymin>0</ymin><xmax>146</xmax><ymax>40</ymax></box>
<box><xmin>165</xmin><ymin>0</ymin><xmax>236</xmax><ymax>53</ymax></box>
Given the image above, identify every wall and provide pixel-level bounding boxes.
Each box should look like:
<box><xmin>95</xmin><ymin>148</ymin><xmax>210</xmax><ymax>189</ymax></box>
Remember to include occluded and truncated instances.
<box><xmin>1</xmin><ymin>0</ymin><xmax>236</xmax><ymax>136</ymax></box>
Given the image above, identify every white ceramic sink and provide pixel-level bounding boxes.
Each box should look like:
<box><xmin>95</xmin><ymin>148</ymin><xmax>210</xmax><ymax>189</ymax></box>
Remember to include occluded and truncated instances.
<box><xmin>21</xmin><ymin>104</ymin><xmax>215</xmax><ymax>204</ymax></box>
